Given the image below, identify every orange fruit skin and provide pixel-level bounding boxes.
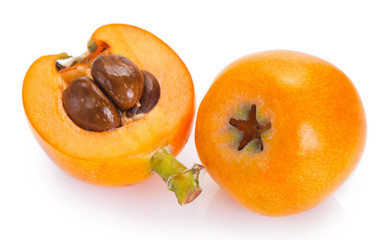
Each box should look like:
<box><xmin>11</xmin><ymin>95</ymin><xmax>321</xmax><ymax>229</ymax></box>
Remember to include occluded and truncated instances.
<box><xmin>195</xmin><ymin>50</ymin><xmax>366</xmax><ymax>216</ymax></box>
<box><xmin>23</xmin><ymin>24</ymin><xmax>195</xmax><ymax>186</ymax></box>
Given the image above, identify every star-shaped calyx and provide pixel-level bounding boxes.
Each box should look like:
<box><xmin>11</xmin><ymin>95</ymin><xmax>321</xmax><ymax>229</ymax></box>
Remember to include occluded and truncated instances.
<box><xmin>229</xmin><ymin>104</ymin><xmax>271</xmax><ymax>151</ymax></box>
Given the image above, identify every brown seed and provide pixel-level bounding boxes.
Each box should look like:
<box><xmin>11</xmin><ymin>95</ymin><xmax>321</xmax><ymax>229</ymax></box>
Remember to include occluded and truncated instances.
<box><xmin>91</xmin><ymin>54</ymin><xmax>144</xmax><ymax>111</ymax></box>
<box><xmin>126</xmin><ymin>71</ymin><xmax>161</xmax><ymax>118</ymax></box>
<box><xmin>138</xmin><ymin>71</ymin><xmax>160</xmax><ymax>113</ymax></box>
<box><xmin>63</xmin><ymin>77</ymin><xmax>121</xmax><ymax>132</ymax></box>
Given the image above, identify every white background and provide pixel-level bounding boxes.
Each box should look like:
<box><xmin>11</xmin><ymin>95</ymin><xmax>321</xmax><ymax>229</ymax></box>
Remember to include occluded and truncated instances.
<box><xmin>2</xmin><ymin>0</ymin><xmax>392</xmax><ymax>239</ymax></box>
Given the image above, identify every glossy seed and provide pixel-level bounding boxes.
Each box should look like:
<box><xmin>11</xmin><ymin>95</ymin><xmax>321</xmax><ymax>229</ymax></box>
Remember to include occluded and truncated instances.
<box><xmin>63</xmin><ymin>77</ymin><xmax>121</xmax><ymax>132</ymax></box>
<box><xmin>139</xmin><ymin>71</ymin><xmax>160</xmax><ymax>113</ymax></box>
<box><xmin>126</xmin><ymin>71</ymin><xmax>161</xmax><ymax>117</ymax></box>
<box><xmin>91</xmin><ymin>54</ymin><xmax>144</xmax><ymax>111</ymax></box>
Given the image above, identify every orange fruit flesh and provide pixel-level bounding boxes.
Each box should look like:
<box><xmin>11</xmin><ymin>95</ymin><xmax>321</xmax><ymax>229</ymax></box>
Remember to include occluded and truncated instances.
<box><xmin>23</xmin><ymin>24</ymin><xmax>195</xmax><ymax>186</ymax></box>
<box><xmin>195</xmin><ymin>50</ymin><xmax>366</xmax><ymax>216</ymax></box>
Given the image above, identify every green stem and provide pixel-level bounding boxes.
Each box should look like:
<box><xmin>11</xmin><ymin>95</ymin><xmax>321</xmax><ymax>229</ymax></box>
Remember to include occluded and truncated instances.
<box><xmin>150</xmin><ymin>148</ymin><xmax>204</xmax><ymax>205</ymax></box>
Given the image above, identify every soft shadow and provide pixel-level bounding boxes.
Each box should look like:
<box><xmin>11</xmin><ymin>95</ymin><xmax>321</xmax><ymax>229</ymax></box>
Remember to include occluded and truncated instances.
<box><xmin>201</xmin><ymin>188</ymin><xmax>346</xmax><ymax>237</ymax></box>
<box><xmin>47</xmin><ymin>163</ymin><xmax>203</xmax><ymax>226</ymax></box>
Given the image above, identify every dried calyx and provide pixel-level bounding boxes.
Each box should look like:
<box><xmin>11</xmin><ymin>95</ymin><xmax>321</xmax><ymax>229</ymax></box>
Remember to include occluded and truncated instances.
<box><xmin>229</xmin><ymin>104</ymin><xmax>271</xmax><ymax>151</ymax></box>
<box><xmin>59</xmin><ymin>41</ymin><xmax>161</xmax><ymax>132</ymax></box>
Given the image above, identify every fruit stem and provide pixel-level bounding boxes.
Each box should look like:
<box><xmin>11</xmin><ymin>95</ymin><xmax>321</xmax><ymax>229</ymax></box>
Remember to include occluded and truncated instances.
<box><xmin>150</xmin><ymin>148</ymin><xmax>204</xmax><ymax>205</ymax></box>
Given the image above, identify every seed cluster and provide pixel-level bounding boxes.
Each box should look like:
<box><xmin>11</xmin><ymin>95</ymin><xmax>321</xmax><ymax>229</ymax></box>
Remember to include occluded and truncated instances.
<box><xmin>62</xmin><ymin>54</ymin><xmax>160</xmax><ymax>132</ymax></box>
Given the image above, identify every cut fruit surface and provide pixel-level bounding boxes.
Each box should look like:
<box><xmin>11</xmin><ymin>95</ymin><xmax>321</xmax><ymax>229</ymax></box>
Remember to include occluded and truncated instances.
<box><xmin>23</xmin><ymin>24</ymin><xmax>195</xmax><ymax>186</ymax></box>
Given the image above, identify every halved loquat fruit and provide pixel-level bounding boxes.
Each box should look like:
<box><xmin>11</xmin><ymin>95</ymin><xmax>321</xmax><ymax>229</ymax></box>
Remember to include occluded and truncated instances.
<box><xmin>195</xmin><ymin>50</ymin><xmax>366</xmax><ymax>216</ymax></box>
<box><xmin>23</xmin><ymin>24</ymin><xmax>203</xmax><ymax>205</ymax></box>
